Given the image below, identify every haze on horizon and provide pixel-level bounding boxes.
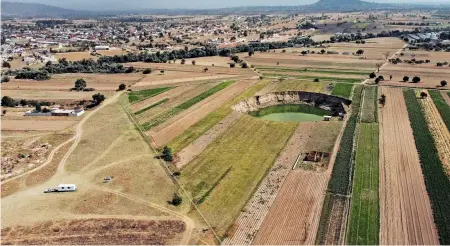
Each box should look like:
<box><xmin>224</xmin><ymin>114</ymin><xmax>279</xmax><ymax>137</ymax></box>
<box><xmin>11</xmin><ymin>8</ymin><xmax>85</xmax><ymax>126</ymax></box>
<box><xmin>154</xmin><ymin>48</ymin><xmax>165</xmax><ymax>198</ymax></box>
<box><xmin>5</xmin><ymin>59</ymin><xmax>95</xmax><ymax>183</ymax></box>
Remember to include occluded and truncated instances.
<box><xmin>6</xmin><ymin>0</ymin><xmax>450</xmax><ymax>11</ymax></box>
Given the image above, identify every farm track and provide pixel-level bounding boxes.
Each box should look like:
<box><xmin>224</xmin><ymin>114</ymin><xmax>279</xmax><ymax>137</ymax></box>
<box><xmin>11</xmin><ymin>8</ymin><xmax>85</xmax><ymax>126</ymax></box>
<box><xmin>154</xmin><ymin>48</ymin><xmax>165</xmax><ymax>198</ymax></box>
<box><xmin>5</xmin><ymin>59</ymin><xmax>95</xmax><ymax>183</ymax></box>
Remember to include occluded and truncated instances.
<box><xmin>378</xmin><ymin>87</ymin><xmax>439</xmax><ymax>245</ymax></box>
<box><xmin>420</xmin><ymin>92</ymin><xmax>450</xmax><ymax>176</ymax></box>
<box><xmin>441</xmin><ymin>90</ymin><xmax>450</xmax><ymax>106</ymax></box>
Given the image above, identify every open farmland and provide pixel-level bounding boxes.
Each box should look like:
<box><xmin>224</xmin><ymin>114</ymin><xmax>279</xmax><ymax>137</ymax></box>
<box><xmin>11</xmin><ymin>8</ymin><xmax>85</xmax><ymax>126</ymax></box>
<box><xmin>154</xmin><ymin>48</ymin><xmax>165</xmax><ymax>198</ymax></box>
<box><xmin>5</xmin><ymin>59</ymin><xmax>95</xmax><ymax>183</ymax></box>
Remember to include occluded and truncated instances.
<box><xmin>404</xmin><ymin>90</ymin><xmax>450</xmax><ymax>244</ymax></box>
<box><xmin>331</xmin><ymin>83</ymin><xmax>353</xmax><ymax>99</ymax></box>
<box><xmin>1</xmin><ymin>90</ymin><xmax>107</xmax><ymax>101</ymax></box>
<box><xmin>1</xmin><ymin>119</ymin><xmax>77</xmax><ymax>131</ymax></box>
<box><xmin>347</xmin><ymin>123</ymin><xmax>379</xmax><ymax>245</ymax></box>
<box><xmin>429</xmin><ymin>90</ymin><xmax>450</xmax><ymax>130</ymax></box>
<box><xmin>179</xmin><ymin>115</ymin><xmax>296</xmax><ymax>235</ymax></box>
<box><xmin>378</xmin><ymin>87</ymin><xmax>439</xmax><ymax>245</ymax></box>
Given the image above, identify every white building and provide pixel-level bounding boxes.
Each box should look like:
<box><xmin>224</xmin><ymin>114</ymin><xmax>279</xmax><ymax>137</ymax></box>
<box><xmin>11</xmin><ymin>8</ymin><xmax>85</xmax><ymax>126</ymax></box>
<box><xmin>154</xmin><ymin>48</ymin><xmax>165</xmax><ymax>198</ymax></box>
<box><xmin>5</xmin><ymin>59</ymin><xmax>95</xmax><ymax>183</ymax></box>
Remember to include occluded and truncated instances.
<box><xmin>24</xmin><ymin>107</ymin><xmax>84</xmax><ymax>117</ymax></box>
<box><xmin>57</xmin><ymin>184</ymin><xmax>77</xmax><ymax>192</ymax></box>
<box><xmin>94</xmin><ymin>45</ymin><xmax>110</xmax><ymax>50</ymax></box>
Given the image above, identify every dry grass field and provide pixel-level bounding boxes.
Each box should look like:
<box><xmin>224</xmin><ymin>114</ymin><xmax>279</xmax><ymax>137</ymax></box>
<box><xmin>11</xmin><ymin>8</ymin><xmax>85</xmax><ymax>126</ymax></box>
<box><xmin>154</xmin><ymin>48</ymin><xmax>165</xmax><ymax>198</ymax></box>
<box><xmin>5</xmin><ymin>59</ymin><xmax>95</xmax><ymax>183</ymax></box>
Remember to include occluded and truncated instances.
<box><xmin>1</xmin><ymin>89</ymin><xmax>108</xmax><ymax>100</ymax></box>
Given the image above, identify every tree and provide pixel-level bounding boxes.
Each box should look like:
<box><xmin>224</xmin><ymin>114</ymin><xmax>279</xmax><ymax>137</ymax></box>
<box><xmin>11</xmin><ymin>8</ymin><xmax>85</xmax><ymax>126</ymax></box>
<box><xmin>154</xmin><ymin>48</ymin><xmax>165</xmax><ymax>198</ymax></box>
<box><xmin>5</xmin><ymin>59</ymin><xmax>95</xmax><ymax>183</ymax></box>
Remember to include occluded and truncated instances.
<box><xmin>125</xmin><ymin>66</ymin><xmax>134</xmax><ymax>73</ymax></box>
<box><xmin>2</xmin><ymin>61</ymin><xmax>11</xmax><ymax>68</ymax></box>
<box><xmin>369</xmin><ymin>72</ymin><xmax>376</xmax><ymax>78</ymax></box>
<box><xmin>35</xmin><ymin>103</ymin><xmax>42</xmax><ymax>112</ymax></box>
<box><xmin>259</xmin><ymin>33</ymin><xmax>265</xmax><ymax>40</ymax></box>
<box><xmin>420</xmin><ymin>91</ymin><xmax>428</xmax><ymax>99</ymax></box>
<box><xmin>441</xmin><ymin>80</ymin><xmax>447</xmax><ymax>87</ymax></box>
<box><xmin>412</xmin><ymin>76</ymin><xmax>421</xmax><ymax>83</ymax></box>
<box><xmin>320</xmin><ymin>49</ymin><xmax>326</xmax><ymax>54</ymax></box>
<box><xmin>383</xmin><ymin>51</ymin><xmax>391</xmax><ymax>60</ymax></box>
<box><xmin>191</xmin><ymin>60</ymin><xmax>196</xmax><ymax>65</ymax></box>
<box><xmin>170</xmin><ymin>193</ymin><xmax>182</xmax><ymax>206</ymax></box>
<box><xmin>143</xmin><ymin>68</ymin><xmax>152</xmax><ymax>74</ymax></box>
<box><xmin>377</xmin><ymin>75</ymin><xmax>385</xmax><ymax>81</ymax></box>
<box><xmin>241</xmin><ymin>62</ymin><xmax>248</xmax><ymax>68</ymax></box>
<box><xmin>375</xmin><ymin>63</ymin><xmax>383</xmax><ymax>72</ymax></box>
<box><xmin>1</xmin><ymin>96</ymin><xmax>15</xmax><ymax>107</ymax></box>
<box><xmin>229</xmin><ymin>63</ymin><xmax>236</xmax><ymax>68</ymax></box>
<box><xmin>248</xmin><ymin>50</ymin><xmax>254</xmax><ymax>57</ymax></box>
<box><xmin>314</xmin><ymin>78</ymin><xmax>320</xmax><ymax>82</ymax></box>
<box><xmin>301</xmin><ymin>50</ymin><xmax>308</xmax><ymax>56</ymax></box>
<box><xmin>74</xmin><ymin>78</ymin><xmax>87</xmax><ymax>90</ymax></box>
<box><xmin>162</xmin><ymin>146</ymin><xmax>173</xmax><ymax>162</ymax></box>
<box><xmin>231</xmin><ymin>55</ymin><xmax>240</xmax><ymax>63</ymax></box>
<box><xmin>375</xmin><ymin>78</ymin><xmax>380</xmax><ymax>84</ymax></box>
<box><xmin>1</xmin><ymin>76</ymin><xmax>10</xmax><ymax>83</ymax></box>
<box><xmin>181</xmin><ymin>59</ymin><xmax>186</xmax><ymax>65</ymax></box>
<box><xmin>356</xmin><ymin>49</ymin><xmax>364</xmax><ymax>55</ymax></box>
<box><xmin>92</xmin><ymin>93</ymin><xmax>105</xmax><ymax>104</ymax></box>
<box><xmin>160</xmin><ymin>70</ymin><xmax>165</xmax><ymax>75</ymax></box>
<box><xmin>203</xmin><ymin>67</ymin><xmax>208</xmax><ymax>72</ymax></box>
<box><xmin>118</xmin><ymin>83</ymin><xmax>126</xmax><ymax>90</ymax></box>
<box><xmin>403</xmin><ymin>76</ymin><xmax>409</xmax><ymax>82</ymax></box>
<box><xmin>42</xmin><ymin>107</ymin><xmax>51</xmax><ymax>113</ymax></box>
<box><xmin>379</xmin><ymin>94</ymin><xmax>386</xmax><ymax>107</ymax></box>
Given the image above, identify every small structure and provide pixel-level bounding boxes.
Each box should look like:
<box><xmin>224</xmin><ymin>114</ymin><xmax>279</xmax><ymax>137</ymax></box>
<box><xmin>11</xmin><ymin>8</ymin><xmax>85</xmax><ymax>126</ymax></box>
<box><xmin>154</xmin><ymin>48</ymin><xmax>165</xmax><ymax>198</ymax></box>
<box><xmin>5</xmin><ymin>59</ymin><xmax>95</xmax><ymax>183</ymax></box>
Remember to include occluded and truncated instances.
<box><xmin>323</xmin><ymin>115</ymin><xmax>332</xmax><ymax>121</ymax></box>
<box><xmin>24</xmin><ymin>107</ymin><xmax>84</xmax><ymax>117</ymax></box>
<box><xmin>94</xmin><ymin>45</ymin><xmax>110</xmax><ymax>50</ymax></box>
<box><xmin>57</xmin><ymin>184</ymin><xmax>77</xmax><ymax>192</ymax></box>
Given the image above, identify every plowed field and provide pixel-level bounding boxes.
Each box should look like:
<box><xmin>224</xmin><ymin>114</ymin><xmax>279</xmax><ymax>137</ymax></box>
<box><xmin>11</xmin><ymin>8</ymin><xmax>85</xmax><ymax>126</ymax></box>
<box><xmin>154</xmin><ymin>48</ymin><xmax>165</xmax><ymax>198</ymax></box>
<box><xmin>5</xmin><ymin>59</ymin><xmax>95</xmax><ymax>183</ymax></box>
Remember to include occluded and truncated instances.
<box><xmin>378</xmin><ymin>87</ymin><xmax>439</xmax><ymax>245</ymax></box>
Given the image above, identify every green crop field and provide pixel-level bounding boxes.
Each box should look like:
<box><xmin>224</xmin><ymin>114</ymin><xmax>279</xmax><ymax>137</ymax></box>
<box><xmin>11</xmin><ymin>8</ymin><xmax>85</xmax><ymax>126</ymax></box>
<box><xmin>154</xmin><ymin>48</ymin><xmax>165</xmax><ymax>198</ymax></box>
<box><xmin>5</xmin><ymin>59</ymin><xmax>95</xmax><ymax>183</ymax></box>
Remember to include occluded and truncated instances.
<box><xmin>404</xmin><ymin>90</ymin><xmax>450</xmax><ymax>244</ymax></box>
<box><xmin>272</xmin><ymin>80</ymin><xmax>326</xmax><ymax>92</ymax></box>
<box><xmin>331</xmin><ymin>84</ymin><xmax>353</xmax><ymax>98</ymax></box>
<box><xmin>179</xmin><ymin>115</ymin><xmax>296</xmax><ymax>235</ymax></box>
<box><xmin>134</xmin><ymin>98</ymin><xmax>169</xmax><ymax>115</ymax></box>
<box><xmin>348</xmin><ymin>123</ymin><xmax>379</xmax><ymax>245</ymax></box>
<box><xmin>256</xmin><ymin>67</ymin><xmax>368</xmax><ymax>76</ymax></box>
<box><xmin>360</xmin><ymin>86</ymin><xmax>378</xmax><ymax>123</ymax></box>
<box><xmin>168</xmin><ymin>80</ymin><xmax>270</xmax><ymax>153</ymax></box>
<box><xmin>429</xmin><ymin>90</ymin><xmax>450</xmax><ymax>131</ymax></box>
<box><xmin>128</xmin><ymin>87</ymin><xmax>173</xmax><ymax>104</ymax></box>
<box><xmin>262</xmin><ymin>73</ymin><xmax>363</xmax><ymax>84</ymax></box>
<box><xmin>140</xmin><ymin>81</ymin><xmax>233</xmax><ymax>131</ymax></box>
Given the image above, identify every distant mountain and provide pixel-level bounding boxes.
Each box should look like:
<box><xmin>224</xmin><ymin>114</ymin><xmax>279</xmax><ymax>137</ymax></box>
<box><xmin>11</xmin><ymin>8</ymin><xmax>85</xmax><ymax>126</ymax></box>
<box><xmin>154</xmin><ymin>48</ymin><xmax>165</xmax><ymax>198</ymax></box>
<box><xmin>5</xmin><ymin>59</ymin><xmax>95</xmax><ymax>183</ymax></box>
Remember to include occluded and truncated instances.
<box><xmin>1</xmin><ymin>2</ymin><xmax>92</xmax><ymax>18</ymax></box>
<box><xmin>306</xmin><ymin>0</ymin><xmax>390</xmax><ymax>11</ymax></box>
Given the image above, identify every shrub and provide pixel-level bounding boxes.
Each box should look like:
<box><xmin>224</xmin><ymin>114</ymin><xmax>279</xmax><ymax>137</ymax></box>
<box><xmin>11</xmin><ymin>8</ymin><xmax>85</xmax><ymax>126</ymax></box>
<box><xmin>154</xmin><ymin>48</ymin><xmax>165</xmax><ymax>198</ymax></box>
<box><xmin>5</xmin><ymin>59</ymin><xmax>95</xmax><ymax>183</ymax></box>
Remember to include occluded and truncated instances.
<box><xmin>441</xmin><ymin>80</ymin><xmax>447</xmax><ymax>87</ymax></box>
<box><xmin>314</xmin><ymin>78</ymin><xmax>320</xmax><ymax>82</ymax></box>
<box><xmin>375</xmin><ymin>78</ymin><xmax>380</xmax><ymax>84</ymax></box>
<box><xmin>42</xmin><ymin>108</ymin><xmax>51</xmax><ymax>113</ymax></box>
<box><xmin>1</xmin><ymin>76</ymin><xmax>10</xmax><ymax>83</ymax></box>
<box><xmin>162</xmin><ymin>146</ymin><xmax>173</xmax><ymax>162</ymax></box>
<box><xmin>1</xmin><ymin>96</ymin><xmax>15</xmax><ymax>107</ymax></box>
<box><xmin>82</xmin><ymin>88</ymin><xmax>95</xmax><ymax>91</ymax></box>
<box><xmin>437</xmin><ymin>62</ymin><xmax>443</xmax><ymax>67</ymax></box>
<box><xmin>118</xmin><ymin>83</ymin><xmax>126</xmax><ymax>90</ymax></box>
<box><xmin>377</xmin><ymin>75</ymin><xmax>384</xmax><ymax>81</ymax></box>
<box><xmin>403</xmin><ymin>76</ymin><xmax>409</xmax><ymax>82</ymax></box>
<box><xmin>191</xmin><ymin>60</ymin><xmax>196</xmax><ymax>65</ymax></box>
<box><xmin>229</xmin><ymin>63</ymin><xmax>236</xmax><ymax>68</ymax></box>
<box><xmin>125</xmin><ymin>66</ymin><xmax>134</xmax><ymax>73</ymax></box>
<box><xmin>170</xmin><ymin>193</ymin><xmax>182</xmax><ymax>206</ymax></box>
<box><xmin>412</xmin><ymin>76</ymin><xmax>421</xmax><ymax>83</ymax></box>
<box><xmin>241</xmin><ymin>62</ymin><xmax>248</xmax><ymax>68</ymax></box>
<box><xmin>74</xmin><ymin>78</ymin><xmax>87</xmax><ymax>90</ymax></box>
<box><xmin>142</xmin><ymin>68</ymin><xmax>152</xmax><ymax>74</ymax></box>
<box><xmin>181</xmin><ymin>59</ymin><xmax>186</xmax><ymax>64</ymax></box>
<box><xmin>369</xmin><ymin>72</ymin><xmax>376</xmax><ymax>78</ymax></box>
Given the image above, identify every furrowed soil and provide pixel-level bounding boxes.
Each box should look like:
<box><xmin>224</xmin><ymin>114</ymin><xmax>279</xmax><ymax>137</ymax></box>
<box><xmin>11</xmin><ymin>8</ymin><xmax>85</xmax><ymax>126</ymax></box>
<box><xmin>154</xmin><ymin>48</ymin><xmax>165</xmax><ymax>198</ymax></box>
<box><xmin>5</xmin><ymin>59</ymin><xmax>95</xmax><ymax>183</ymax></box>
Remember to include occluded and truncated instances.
<box><xmin>378</xmin><ymin>87</ymin><xmax>439</xmax><ymax>245</ymax></box>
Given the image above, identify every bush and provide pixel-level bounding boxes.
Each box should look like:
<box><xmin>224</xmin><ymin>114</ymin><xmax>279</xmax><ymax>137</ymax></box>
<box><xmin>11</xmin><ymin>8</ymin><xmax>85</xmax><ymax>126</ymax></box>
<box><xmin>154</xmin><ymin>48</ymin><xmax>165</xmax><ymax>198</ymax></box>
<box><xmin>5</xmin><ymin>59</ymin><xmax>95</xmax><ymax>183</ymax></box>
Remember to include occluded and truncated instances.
<box><xmin>170</xmin><ymin>193</ymin><xmax>182</xmax><ymax>206</ymax></box>
<box><xmin>437</xmin><ymin>62</ymin><xmax>443</xmax><ymax>67</ymax></box>
<box><xmin>441</xmin><ymin>80</ymin><xmax>447</xmax><ymax>87</ymax></box>
<box><xmin>241</xmin><ymin>62</ymin><xmax>248</xmax><ymax>68</ymax></box>
<box><xmin>92</xmin><ymin>93</ymin><xmax>105</xmax><ymax>104</ymax></box>
<box><xmin>1</xmin><ymin>96</ymin><xmax>15</xmax><ymax>107</ymax></box>
<box><xmin>74</xmin><ymin>78</ymin><xmax>87</xmax><ymax>90</ymax></box>
<box><xmin>412</xmin><ymin>76</ymin><xmax>421</xmax><ymax>83</ymax></box>
<box><xmin>314</xmin><ymin>78</ymin><xmax>320</xmax><ymax>82</ymax></box>
<box><xmin>42</xmin><ymin>108</ymin><xmax>51</xmax><ymax>113</ymax></box>
<box><xmin>118</xmin><ymin>83</ymin><xmax>126</xmax><ymax>90</ymax></box>
<box><xmin>229</xmin><ymin>63</ymin><xmax>236</xmax><ymax>68</ymax></box>
<box><xmin>162</xmin><ymin>146</ymin><xmax>173</xmax><ymax>162</ymax></box>
<box><xmin>369</xmin><ymin>72</ymin><xmax>376</xmax><ymax>78</ymax></box>
<box><xmin>1</xmin><ymin>76</ymin><xmax>10</xmax><ymax>83</ymax></box>
<box><xmin>375</xmin><ymin>78</ymin><xmax>380</xmax><ymax>84</ymax></box>
<box><xmin>82</xmin><ymin>88</ymin><xmax>95</xmax><ymax>91</ymax></box>
<box><xmin>142</xmin><ymin>68</ymin><xmax>152</xmax><ymax>74</ymax></box>
<box><xmin>377</xmin><ymin>75</ymin><xmax>384</xmax><ymax>81</ymax></box>
<box><xmin>191</xmin><ymin>60</ymin><xmax>196</xmax><ymax>65</ymax></box>
<box><xmin>125</xmin><ymin>66</ymin><xmax>134</xmax><ymax>73</ymax></box>
<box><xmin>403</xmin><ymin>76</ymin><xmax>409</xmax><ymax>82</ymax></box>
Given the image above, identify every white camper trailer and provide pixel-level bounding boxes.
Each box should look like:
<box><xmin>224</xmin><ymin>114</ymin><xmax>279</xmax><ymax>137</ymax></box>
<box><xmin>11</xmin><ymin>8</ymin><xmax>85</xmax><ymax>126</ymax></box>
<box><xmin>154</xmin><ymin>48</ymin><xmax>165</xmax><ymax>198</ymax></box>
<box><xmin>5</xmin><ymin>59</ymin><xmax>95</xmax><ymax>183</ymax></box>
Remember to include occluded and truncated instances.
<box><xmin>57</xmin><ymin>184</ymin><xmax>77</xmax><ymax>192</ymax></box>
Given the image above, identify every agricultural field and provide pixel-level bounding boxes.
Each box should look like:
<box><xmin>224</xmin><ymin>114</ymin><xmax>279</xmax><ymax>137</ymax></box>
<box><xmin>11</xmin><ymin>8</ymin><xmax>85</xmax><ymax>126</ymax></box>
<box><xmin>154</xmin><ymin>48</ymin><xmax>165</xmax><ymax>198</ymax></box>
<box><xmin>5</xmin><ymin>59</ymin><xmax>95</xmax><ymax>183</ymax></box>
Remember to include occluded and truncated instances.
<box><xmin>429</xmin><ymin>90</ymin><xmax>450</xmax><ymax>130</ymax></box>
<box><xmin>179</xmin><ymin>115</ymin><xmax>297</xmax><ymax>235</ymax></box>
<box><xmin>331</xmin><ymin>83</ymin><xmax>353</xmax><ymax>99</ymax></box>
<box><xmin>347</xmin><ymin>123</ymin><xmax>379</xmax><ymax>245</ymax></box>
<box><xmin>404</xmin><ymin>90</ymin><xmax>450</xmax><ymax>244</ymax></box>
<box><xmin>378</xmin><ymin>87</ymin><xmax>439</xmax><ymax>245</ymax></box>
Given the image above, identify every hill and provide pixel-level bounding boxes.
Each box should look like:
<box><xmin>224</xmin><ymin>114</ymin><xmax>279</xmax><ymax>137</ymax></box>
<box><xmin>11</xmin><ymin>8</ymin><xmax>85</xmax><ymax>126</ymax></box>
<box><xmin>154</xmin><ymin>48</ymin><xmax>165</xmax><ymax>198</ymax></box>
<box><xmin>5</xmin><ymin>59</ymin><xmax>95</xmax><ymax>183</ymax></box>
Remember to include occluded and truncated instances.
<box><xmin>306</xmin><ymin>0</ymin><xmax>390</xmax><ymax>11</ymax></box>
<box><xmin>1</xmin><ymin>2</ymin><xmax>92</xmax><ymax>18</ymax></box>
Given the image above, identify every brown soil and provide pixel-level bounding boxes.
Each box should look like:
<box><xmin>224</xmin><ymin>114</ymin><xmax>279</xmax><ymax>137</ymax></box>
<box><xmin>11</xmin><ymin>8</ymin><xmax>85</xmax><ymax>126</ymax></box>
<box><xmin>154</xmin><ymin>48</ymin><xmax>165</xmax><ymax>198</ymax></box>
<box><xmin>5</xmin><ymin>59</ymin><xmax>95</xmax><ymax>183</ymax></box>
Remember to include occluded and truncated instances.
<box><xmin>1</xmin><ymin>218</ymin><xmax>185</xmax><ymax>245</ymax></box>
<box><xmin>149</xmin><ymin>80</ymin><xmax>257</xmax><ymax>147</ymax></box>
<box><xmin>378</xmin><ymin>87</ymin><xmax>439</xmax><ymax>245</ymax></box>
<box><xmin>324</xmin><ymin>196</ymin><xmax>348</xmax><ymax>245</ymax></box>
<box><xmin>175</xmin><ymin>111</ymin><xmax>242</xmax><ymax>169</ymax></box>
<box><xmin>1</xmin><ymin>120</ymin><xmax>77</xmax><ymax>131</ymax></box>
<box><xmin>131</xmin><ymin>85</ymin><xmax>195</xmax><ymax>112</ymax></box>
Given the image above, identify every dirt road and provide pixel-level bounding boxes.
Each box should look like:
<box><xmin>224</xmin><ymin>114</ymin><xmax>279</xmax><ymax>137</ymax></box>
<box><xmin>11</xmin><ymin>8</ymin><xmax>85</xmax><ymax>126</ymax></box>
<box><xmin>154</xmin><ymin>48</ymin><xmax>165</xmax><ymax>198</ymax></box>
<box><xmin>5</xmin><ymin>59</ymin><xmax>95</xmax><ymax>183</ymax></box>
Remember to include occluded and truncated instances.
<box><xmin>378</xmin><ymin>87</ymin><xmax>439</xmax><ymax>245</ymax></box>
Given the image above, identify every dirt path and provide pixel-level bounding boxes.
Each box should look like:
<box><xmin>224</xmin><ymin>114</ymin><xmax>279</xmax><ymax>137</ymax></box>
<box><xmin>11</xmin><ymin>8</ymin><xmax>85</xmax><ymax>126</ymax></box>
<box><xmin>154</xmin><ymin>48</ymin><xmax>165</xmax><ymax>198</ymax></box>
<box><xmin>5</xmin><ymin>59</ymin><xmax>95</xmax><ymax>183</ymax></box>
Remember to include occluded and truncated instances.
<box><xmin>441</xmin><ymin>90</ymin><xmax>450</xmax><ymax>106</ymax></box>
<box><xmin>420</xmin><ymin>91</ymin><xmax>450</xmax><ymax>176</ymax></box>
<box><xmin>175</xmin><ymin>111</ymin><xmax>242</xmax><ymax>169</ymax></box>
<box><xmin>149</xmin><ymin>80</ymin><xmax>257</xmax><ymax>147</ymax></box>
<box><xmin>378</xmin><ymin>87</ymin><xmax>439</xmax><ymax>245</ymax></box>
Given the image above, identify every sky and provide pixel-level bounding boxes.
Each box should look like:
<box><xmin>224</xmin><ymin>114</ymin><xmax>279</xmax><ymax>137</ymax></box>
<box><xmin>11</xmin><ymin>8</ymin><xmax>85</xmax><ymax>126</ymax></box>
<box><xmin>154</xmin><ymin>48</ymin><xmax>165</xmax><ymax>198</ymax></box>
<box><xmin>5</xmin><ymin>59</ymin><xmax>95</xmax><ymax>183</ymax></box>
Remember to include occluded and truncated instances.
<box><xmin>8</xmin><ymin>0</ymin><xmax>450</xmax><ymax>10</ymax></box>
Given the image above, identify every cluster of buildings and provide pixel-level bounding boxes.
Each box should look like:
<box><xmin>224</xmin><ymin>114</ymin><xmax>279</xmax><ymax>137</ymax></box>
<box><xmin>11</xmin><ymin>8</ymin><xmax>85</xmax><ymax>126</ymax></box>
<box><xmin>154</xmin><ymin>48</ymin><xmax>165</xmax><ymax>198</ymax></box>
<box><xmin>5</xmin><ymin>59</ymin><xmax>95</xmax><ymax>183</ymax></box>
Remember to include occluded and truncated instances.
<box><xmin>24</xmin><ymin>107</ymin><xmax>85</xmax><ymax>117</ymax></box>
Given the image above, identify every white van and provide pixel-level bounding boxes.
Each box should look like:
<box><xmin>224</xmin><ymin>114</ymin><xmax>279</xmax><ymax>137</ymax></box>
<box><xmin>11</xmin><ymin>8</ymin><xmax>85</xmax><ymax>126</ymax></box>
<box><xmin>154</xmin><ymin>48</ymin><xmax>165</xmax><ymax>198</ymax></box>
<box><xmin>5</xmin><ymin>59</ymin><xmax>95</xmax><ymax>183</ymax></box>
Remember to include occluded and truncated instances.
<box><xmin>57</xmin><ymin>184</ymin><xmax>77</xmax><ymax>192</ymax></box>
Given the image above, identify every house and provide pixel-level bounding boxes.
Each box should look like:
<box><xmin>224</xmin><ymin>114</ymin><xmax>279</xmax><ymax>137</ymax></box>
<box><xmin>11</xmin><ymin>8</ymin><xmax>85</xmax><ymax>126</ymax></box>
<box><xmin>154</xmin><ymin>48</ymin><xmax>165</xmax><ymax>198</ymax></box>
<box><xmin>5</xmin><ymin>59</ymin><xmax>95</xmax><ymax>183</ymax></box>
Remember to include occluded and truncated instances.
<box><xmin>57</xmin><ymin>184</ymin><xmax>77</xmax><ymax>192</ymax></box>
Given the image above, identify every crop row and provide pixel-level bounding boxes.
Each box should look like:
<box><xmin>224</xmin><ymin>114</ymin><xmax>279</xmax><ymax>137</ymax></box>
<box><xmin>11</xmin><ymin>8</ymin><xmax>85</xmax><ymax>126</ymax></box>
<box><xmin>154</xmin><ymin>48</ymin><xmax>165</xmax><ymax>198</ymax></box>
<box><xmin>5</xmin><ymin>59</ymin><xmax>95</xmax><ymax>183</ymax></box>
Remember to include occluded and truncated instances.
<box><xmin>429</xmin><ymin>90</ymin><xmax>450</xmax><ymax>131</ymax></box>
<box><xmin>360</xmin><ymin>86</ymin><xmax>378</xmax><ymax>123</ymax></box>
<box><xmin>140</xmin><ymin>81</ymin><xmax>233</xmax><ymax>131</ymax></box>
<box><xmin>128</xmin><ymin>87</ymin><xmax>173</xmax><ymax>104</ymax></box>
<box><xmin>404</xmin><ymin>89</ymin><xmax>450</xmax><ymax>245</ymax></box>
<box><xmin>262</xmin><ymin>73</ymin><xmax>363</xmax><ymax>84</ymax></box>
<box><xmin>256</xmin><ymin>67</ymin><xmax>368</xmax><ymax>75</ymax></box>
<box><xmin>327</xmin><ymin>85</ymin><xmax>363</xmax><ymax>195</ymax></box>
<box><xmin>134</xmin><ymin>98</ymin><xmax>169</xmax><ymax>115</ymax></box>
